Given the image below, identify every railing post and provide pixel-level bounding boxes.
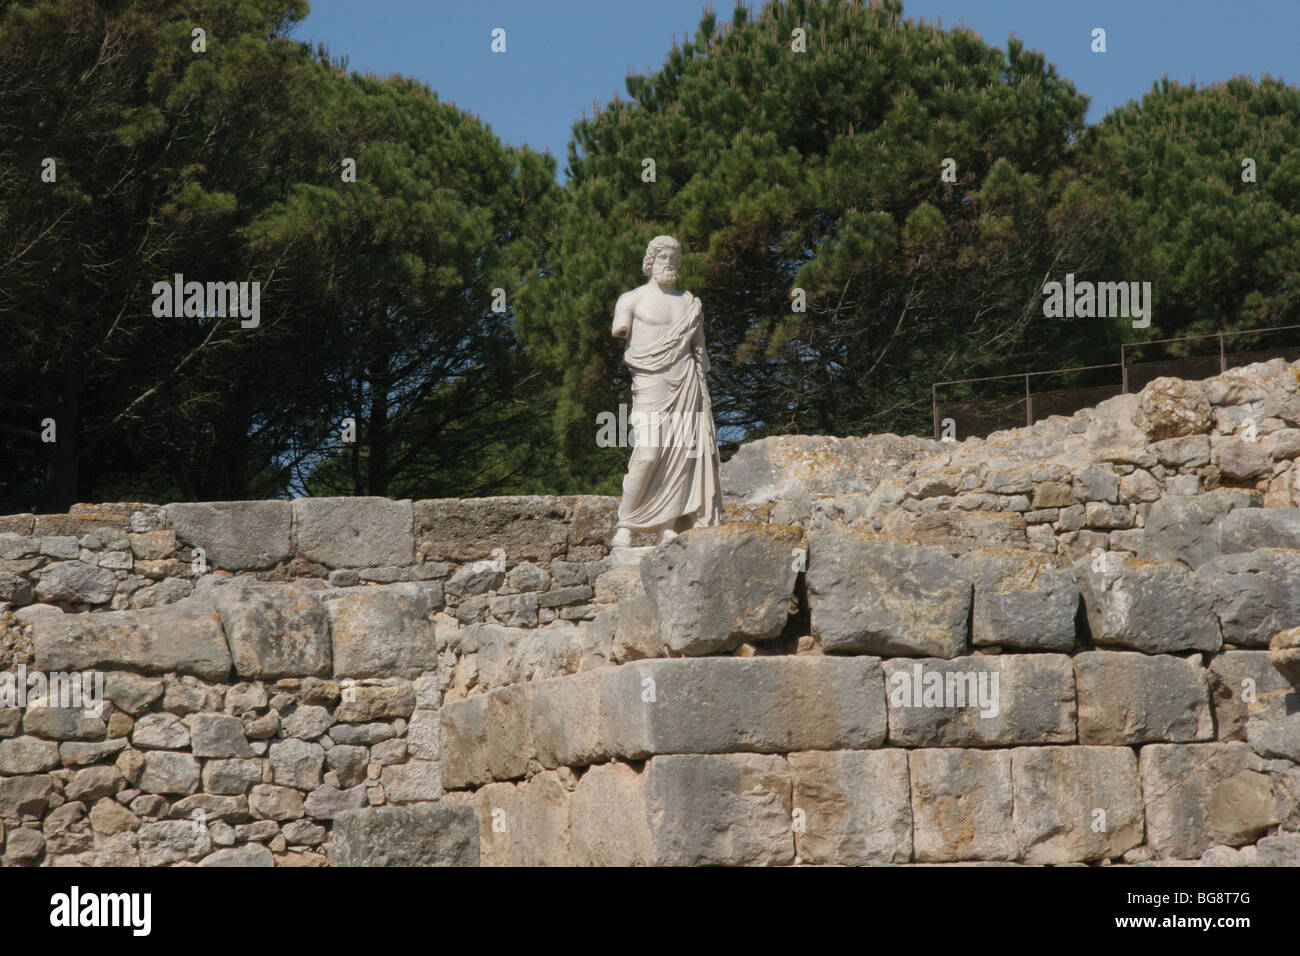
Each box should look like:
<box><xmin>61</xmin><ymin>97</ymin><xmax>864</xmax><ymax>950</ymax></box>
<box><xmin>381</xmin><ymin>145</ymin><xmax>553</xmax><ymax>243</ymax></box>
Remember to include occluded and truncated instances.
<box><xmin>1219</xmin><ymin>333</ymin><xmax>1227</xmax><ymax>373</ymax></box>
<box><xmin>932</xmin><ymin>384</ymin><xmax>939</xmax><ymax>440</ymax></box>
<box><xmin>1025</xmin><ymin>374</ymin><xmax>1032</xmax><ymax>427</ymax></box>
<box><xmin>1121</xmin><ymin>344</ymin><xmax>1128</xmax><ymax>394</ymax></box>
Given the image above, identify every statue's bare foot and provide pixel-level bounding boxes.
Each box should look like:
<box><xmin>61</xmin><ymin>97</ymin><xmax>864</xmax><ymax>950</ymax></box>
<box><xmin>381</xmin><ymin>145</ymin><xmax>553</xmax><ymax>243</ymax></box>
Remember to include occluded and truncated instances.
<box><xmin>657</xmin><ymin>526</ymin><xmax>678</xmax><ymax>546</ymax></box>
<box><xmin>611</xmin><ymin>527</ymin><xmax>632</xmax><ymax>549</ymax></box>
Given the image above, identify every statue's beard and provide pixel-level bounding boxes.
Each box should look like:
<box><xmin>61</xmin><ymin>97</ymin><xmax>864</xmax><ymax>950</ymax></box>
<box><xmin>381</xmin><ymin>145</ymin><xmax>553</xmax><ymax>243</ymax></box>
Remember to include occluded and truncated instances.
<box><xmin>653</xmin><ymin>266</ymin><xmax>678</xmax><ymax>284</ymax></box>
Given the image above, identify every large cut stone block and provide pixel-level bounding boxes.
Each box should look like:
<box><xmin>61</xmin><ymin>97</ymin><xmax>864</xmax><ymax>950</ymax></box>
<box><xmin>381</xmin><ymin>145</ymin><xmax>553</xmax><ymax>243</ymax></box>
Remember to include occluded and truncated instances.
<box><xmin>601</xmin><ymin>656</ymin><xmax>887</xmax><ymax>758</ymax></box>
<box><xmin>31</xmin><ymin>597</ymin><xmax>231</xmax><ymax>681</ymax></box>
<box><xmin>1246</xmin><ymin>689</ymin><xmax>1300</xmax><ymax>762</ymax></box>
<box><xmin>908</xmin><ymin>749</ymin><xmax>1015</xmax><ymax>862</ymax></box>
<box><xmin>1199</xmin><ymin>550</ymin><xmax>1300</xmax><ymax>647</ymax></box>
<box><xmin>1208</xmin><ymin>650</ymin><xmax>1294</xmax><ymax>740</ymax></box>
<box><xmin>331</xmin><ymin>805</ymin><xmax>479</xmax><ymax>866</ymax></box>
<box><xmin>884</xmin><ymin>654</ymin><xmax>1075</xmax><ymax>746</ymax></box>
<box><xmin>570</xmin><ymin>762</ymin><xmax>657</xmax><ymax>866</ymax></box>
<box><xmin>1219</xmin><ymin>507</ymin><xmax>1300</xmax><ymax>553</ymax></box>
<box><xmin>807</xmin><ymin>533</ymin><xmax>970</xmax><ymax>658</ymax></box>
<box><xmin>481</xmin><ymin>683</ymin><xmax>535</xmax><ymax>782</ymax></box>
<box><xmin>958</xmin><ymin>549</ymin><xmax>1078</xmax><ymax>651</ymax></box>
<box><xmin>640</xmin><ymin>523</ymin><xmax>802</xmax><ymax>656</ymax></box>
<box><xmin>530</xmin><ymin>670</ymin><xmax>604</xmax><ymax>770</ymax></box>
<box><xmin>440</xmin><ymin>694</ymin><xmax>490</xmax><ymax>789</ymax></box>
<box><xmin>1075</xmin><ymin>651</ymin><xmax>1213</xmax><ymax>744</ymax></box>
<box><xmin>1139</xmin><ymin>489</ymin><xmax>1256</xmax><ymax>569</ymax></box>
<box><xmin>413</xmin><ymin>497</ymin><xmax>570</xmax><ymax>563</ymax></box>
<box><xmin>643</xmin><ymin>753</ymin><xmax>793</xmax><ymax>866</ymax></box>
<box><xmin>461</xmin><ymin>772</ymin><xmax>572</xmax><ymax>867</ymax></box>
<box><xmin>789</xmin><ymin>750</ymin><xmax>911</xmax><ymax>865</ymax></box>
<box><xmin>212</xmin><ymin>582</ymin><xmax>331</xmax><ymax>679</ymax></box>
<box><xmin>1140</xmin><ymin>743</ymin><xmax>1277</xmax><ymax>859</ymax></box>
<box><xmin>450</xmin><ymin>782</ymin><xmax>516</xmax><ymax>867</ymax></box>
<box><xmin>293</xmin><ymin>496</ymin><xmax>414</xmax><ymax>568</ymax></box>
<box><xmin>167</xmin><ymin>501</ymin><xmax>293</xmax><ymax>570</ymax></box>
<box><xmin>444</xmin><ymin>656</ymin><xmax>887</xmax><ymax>786</ymax></box>
<box><xmin>326</xmin><ymin>582</ymin><xmax>441</xmax><ymax>677</ymax></box>
<box><xmin>1074</xmin><ymin>554</ymin><xmax>1221</xmax><ymax>653</ymax></box>
<box><xmin>472</xmin><ymin>620</ymin><xmax>591</xmax><ymax>690</ymax></box>
<box><xmin>1011</xmin><ymin>746</ymin><xmax>1143</xmax><ymax>864</ymax></box>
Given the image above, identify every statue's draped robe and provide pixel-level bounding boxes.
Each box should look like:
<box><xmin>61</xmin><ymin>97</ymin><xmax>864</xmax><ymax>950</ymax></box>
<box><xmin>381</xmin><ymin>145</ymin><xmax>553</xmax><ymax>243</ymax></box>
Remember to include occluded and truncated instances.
<box><xmin>617</xmin><ymin>290</ymin><xmax>723</xmax><ymax>532</ymax></box>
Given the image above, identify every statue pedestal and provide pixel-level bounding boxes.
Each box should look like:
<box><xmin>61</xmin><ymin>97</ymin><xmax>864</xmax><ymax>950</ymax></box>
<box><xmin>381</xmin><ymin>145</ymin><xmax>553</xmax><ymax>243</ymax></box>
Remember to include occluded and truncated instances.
<box><xmin>608</xmin><ymin>545</ymin><xmax>656</xmax><ymax>567</ymax></box>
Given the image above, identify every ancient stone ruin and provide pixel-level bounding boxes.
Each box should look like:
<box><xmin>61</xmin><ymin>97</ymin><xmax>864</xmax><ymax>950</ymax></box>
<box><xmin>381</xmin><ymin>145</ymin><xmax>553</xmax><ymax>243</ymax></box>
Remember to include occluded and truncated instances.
<box><xmin>2</xmin><ymin>359</ymin><xmax>1299</xmax><ymax>866</ymax></box>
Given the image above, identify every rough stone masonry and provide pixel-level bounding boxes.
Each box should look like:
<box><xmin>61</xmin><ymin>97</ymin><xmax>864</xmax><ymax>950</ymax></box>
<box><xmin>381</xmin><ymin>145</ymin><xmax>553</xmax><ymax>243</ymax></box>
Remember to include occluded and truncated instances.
<box><xmin>1</xmin><ymin>358</ymin><xmax>1299</xmax><ymax>866</ymax></box>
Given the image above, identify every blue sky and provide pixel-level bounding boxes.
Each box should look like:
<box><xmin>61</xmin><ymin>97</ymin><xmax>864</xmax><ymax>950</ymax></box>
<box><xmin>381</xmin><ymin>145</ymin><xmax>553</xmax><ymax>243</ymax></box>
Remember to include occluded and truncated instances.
<box><xmin>293</xmin><ymin>0</ymin><xmax>1299</xmax><ymax>176</ymax></box>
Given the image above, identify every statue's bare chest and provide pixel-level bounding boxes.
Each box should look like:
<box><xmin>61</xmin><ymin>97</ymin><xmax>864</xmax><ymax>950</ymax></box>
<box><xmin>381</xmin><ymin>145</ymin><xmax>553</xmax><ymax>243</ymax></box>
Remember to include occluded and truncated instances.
<box><xmin>635</xmin><ymin>291</ymin><xmax>690</xmax><ymax>330</ymax></box>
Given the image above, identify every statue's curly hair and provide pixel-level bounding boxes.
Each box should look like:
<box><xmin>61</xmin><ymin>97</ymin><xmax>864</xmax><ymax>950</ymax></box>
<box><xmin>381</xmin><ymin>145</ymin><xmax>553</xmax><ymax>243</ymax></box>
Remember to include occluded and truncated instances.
<box><xmin>642</xmin><ymin>235</ymin><xmax>682</xmax><ymax>276</ymax></box>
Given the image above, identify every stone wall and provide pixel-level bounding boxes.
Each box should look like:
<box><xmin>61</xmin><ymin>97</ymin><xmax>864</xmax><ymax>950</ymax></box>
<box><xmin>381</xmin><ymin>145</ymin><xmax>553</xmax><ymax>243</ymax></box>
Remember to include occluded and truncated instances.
<box><xmin>1</xmin><ymin>359</ymin><xmax>1299</xmax><ymax>866</ymax></box>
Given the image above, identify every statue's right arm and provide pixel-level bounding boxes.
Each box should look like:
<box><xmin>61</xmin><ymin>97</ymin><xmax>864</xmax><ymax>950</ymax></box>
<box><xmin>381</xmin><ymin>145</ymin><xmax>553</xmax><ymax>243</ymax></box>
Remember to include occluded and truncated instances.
<box><xmin>611</xmin><ymin>291</ymin><xmax>634</xmax><ymax>339</ymax></box>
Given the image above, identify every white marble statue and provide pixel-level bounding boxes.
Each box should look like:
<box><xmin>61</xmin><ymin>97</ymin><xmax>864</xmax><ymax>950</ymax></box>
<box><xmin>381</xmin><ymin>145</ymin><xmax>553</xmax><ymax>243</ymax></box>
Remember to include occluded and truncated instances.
<box><xmin>609</xmin><ymin>235</ymin><xmax>722</xmax><ymax>549</ymax></box>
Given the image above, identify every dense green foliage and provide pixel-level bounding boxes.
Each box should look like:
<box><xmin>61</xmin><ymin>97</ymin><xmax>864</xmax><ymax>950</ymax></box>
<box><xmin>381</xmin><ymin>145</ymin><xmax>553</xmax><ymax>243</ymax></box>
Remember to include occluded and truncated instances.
<box><xmin>0</xmin><ymin>0</ymin><xmax>558</xmax><ymax>511</ymax></box>
<box><xmin>1</xmin><ymin>0</ymin><xmax>1295</xmax><ymax>509</ymax></box>
<box><xmin>1079</xmin><ymin>75</ymin><xmax>1300</xmax><ymax>343</ymax></box>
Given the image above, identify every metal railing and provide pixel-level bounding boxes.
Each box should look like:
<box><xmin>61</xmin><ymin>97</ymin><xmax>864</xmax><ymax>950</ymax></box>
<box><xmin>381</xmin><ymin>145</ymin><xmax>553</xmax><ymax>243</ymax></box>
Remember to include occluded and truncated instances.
<box><xmin>932</xmin><ymin>324</ymin><xmax>1300</xmax><ymax>440</ymax></box>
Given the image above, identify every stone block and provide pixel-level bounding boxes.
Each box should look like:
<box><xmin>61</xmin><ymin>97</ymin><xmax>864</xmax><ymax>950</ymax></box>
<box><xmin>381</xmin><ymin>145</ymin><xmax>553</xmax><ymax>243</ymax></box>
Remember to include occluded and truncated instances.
<box><xmin>1207</xmin><ymin>651</ymin><xmax>1292</xmax><ymax>740</ymax></box>
<box><xmin>1075</xmin><ymin>651</ymin><xmax>1213</xmax><ymax>744</ymax></box>
<box><xmin>1220</xmin><ymin>507</ymin><xmax>1300</xmax><ymax>553</ymax></box>
<box><xmin>601</xmin><ymin>656</ymin><xmax>887</xmax><ymax>759</ymax></box>
<box><xmin>1245</xmin><ymin>689</ymin><xmax>1300</xmax><ymax>762</ymax></box>
<box><xmin>293</xmin><ymin>496</ymin><xmax>413</xmax><ymax>568</ymax></box>
<box><xmin>958</xmin><ymin>549</ymin><xmax>1078</xmax><ymax>651</ymax></box>
<box><xmin>530</xmin><ymin>670</ymin><xmax>603</xmax><ymax>770</ymax></box>
<box><xmin>188</xmin><ymin>713</ymin><xmax>252</xmax><ymax>758</ymax></box>
<box><xmin>440</xmin><ymin>694</ymin><xmax>490</xmax><ymax>789</ymax></box>
<box><xmin>1012</xmin><ymin>746</ymin><xmax>1143</xmax><ymax>864</ymax></box>
<box><xmin>570</xmin><ymin>762</ymin><xmax>656</xmax><ymax>866</ymax></box>
<box><xmin>640</xmin><ymin>523</ymin><xmax>802</xmax><ymax>656</ymax></box>
<box><xmin>1270</xmin><ymin>626</ymin><xmax>1300</xmax><ymax>684</ymax></box>
<box><xmin>1199</xmin><ymin>550</ymin><xmax>1300</xmax><ymax>647</ymax></box>
<box><xmin>808</xmin><ymin>533</ymin><xmax>970</xmax><ymax>658</ymax></box>
<box><xmin>212</xmin><ymin>582</ymin><xmax>332</xmax><ymax>679</ymax></box>
<box><xmin>330</xmin><ymin>805</ymin><xmax>479</xmax><ymax>866</ymax></box>
<box><xmin>31</xmin><ymin>597</ymin><xmax>232</xmax><ymax>681</ymax></box>
<box><xmin>138</xmin><ymin>752</ymin><xmax>201</xmax><ymax>796</ymax></box>
<box><xmin>413</xmin><ymin>496</ymin><xmax>570</xmax><ymax>563</ymax></box>
<box><xmin>908</xmin><ymin>749</ymin><xmax>1015</xmax><ymax>862</ymax></box>
<box><xmin>884</xmin><ymin>654</ymin><xmax>1075</xmax><ymax>746</ymax></box>
<box><xmin>789</xmin><ymin>750</ymin><xmax>911</xmax><ymax>865</ymax></box>
<box><xmin>1139</xmin><ymin>489</ymin><xmax>1256</xmax><ymax>568</ymax></box>
<box><xmin>33</xmin><ymin>560</ymin><xmax>116</xmax><ymax>604</ymax></box>
<box><xmin>1074</xmin><ymin>554</ymin><xmax>1221</xmax><ymax>653</ymax></box>
<box><xmin>379</xmin><ymin>760</ymin><xmax>442</xmax><ymax>803</ymax></box>
<box><xmin>1139</xmin><ymin>743</ymin><xmax>1276</xmax><ymax>859</ymax></box>
<box><xmin>643</xmin><ymin>753</ymin><xmax>794</xmax><ymax>866</ymax></box>
<box><xmin>167</xmin><ymin>500</ymin><xmax>293</xmax><ymax>570</ymax></box>
<box><xmin>911</xmin><ymin>510</ymin><xmax>1028</xmax><ymax>554</ymax></box>
<box><xmin>326</xmin><ymin>583</ymin><xmax>441</xmax><ymax>677</ymax></box>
